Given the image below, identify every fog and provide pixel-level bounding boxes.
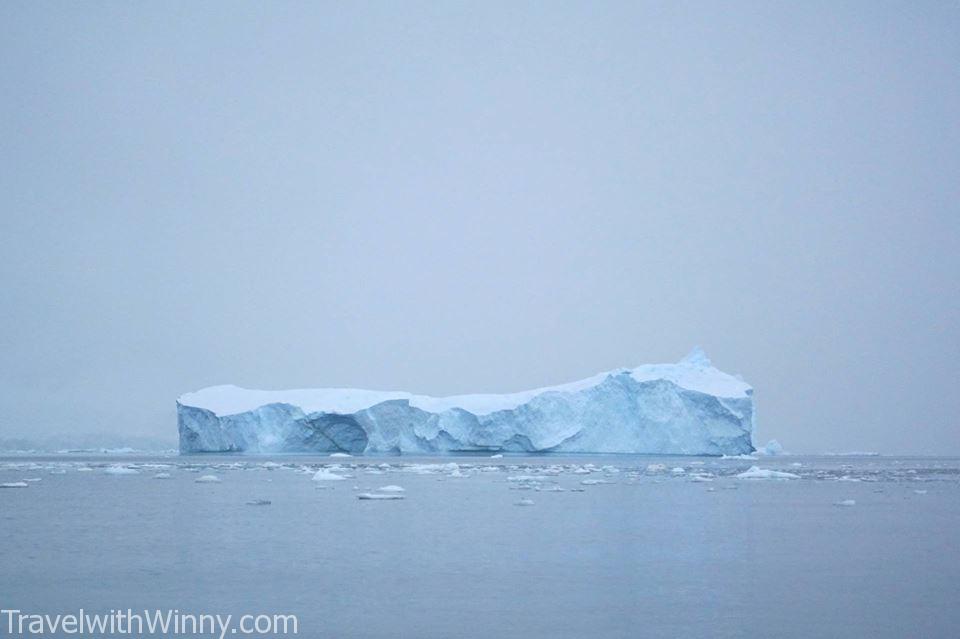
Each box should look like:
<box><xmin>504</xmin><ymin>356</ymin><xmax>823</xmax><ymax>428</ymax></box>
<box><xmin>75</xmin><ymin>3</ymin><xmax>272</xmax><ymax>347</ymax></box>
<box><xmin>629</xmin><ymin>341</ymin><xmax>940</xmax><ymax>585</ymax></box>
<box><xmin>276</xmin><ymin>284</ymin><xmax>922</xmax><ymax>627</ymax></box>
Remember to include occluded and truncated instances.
<box><xmin>2</xmin><ymin>2</ymin><xmax>957</xmax><ymax>453</ymax></box>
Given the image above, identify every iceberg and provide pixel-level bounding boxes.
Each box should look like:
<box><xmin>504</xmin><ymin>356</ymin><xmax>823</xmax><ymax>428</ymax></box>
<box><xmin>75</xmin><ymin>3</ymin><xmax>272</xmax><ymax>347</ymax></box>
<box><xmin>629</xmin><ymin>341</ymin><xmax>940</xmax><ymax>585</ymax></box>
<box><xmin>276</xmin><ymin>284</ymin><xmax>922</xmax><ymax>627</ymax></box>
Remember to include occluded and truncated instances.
<box><xmin>177</xmin><ymin>348</ymin><xmax>755</xmax><ymax>456</ymax></box>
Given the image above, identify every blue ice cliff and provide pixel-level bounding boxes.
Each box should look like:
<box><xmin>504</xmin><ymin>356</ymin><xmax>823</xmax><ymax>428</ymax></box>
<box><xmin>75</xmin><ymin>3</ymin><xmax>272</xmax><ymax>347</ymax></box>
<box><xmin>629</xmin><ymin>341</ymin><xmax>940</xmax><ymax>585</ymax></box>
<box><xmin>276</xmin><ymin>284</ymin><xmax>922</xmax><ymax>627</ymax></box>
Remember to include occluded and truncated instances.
<box><xmin>177</xmin><ymin>348</ymin><xmax>755</xmax><ymax>455</ymax></box>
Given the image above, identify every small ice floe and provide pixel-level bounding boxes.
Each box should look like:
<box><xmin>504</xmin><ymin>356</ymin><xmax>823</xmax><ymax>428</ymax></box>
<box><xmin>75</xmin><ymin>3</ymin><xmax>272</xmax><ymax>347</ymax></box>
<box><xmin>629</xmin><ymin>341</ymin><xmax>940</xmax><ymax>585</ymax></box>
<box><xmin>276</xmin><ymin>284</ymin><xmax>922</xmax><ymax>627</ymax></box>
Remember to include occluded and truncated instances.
<box><xmin>913</xmin><ymin>489</ymin><xmax>928</xmax><ymax>495</ymax></box>
<box><xmin>365</xmin><ymin>469</ymin><xmax>385</xmax><ymax>475</ymax></box>
<box><xmin>537</xmin><ymin>486</ymin><xmax>565</xmax><ymax>492</ymax></box>
<box><xmin>49</xmin><ymin>469</ymin><xmax>67</xmax><ymax>475</ymax></box>
<box><xmin>154</xmin><ymin>472</ymin><xmax>172</xmax><ymax>479</ymax></box>
<box><xmin>378</xmin><ymin>485</ymin><xmax>405</xmax><ymax>493</ymax></box>
<box><xmin>573</xmin><ymin>467</ymin><xmax>592</xmax><ymax>475</ymax></box>
<box><xmin>329</xmin><ymin>452</ymin><xmax>352</xmax><ymax>458</ymax></box>
<box><xmin>508</xmin><ymin>475</ymin><xmax>540</xmax><ymax>482</ymax></box>
<box><xmin>75</xmin><ymin>467</ymin><xmax>93</xmax><ymax>472</ymax></box>
<box><xmin>581</xmin><ymin>479</ymin><xmax>612</xmax><ymax>485</ymax></box>
<box><xmin>736</xmin><ymin>466</ymin><xmax>799</xmax><ymax>480</ymax></box>
<box><xmin>514</xmin><ymin>498</ymin><xmax>535</xmax><ymax>506</ymax></box>
<box><xmin>722</xmin><ymin>454</ymin><xmax>758</xmax><ymax>460</ymax></box>
<box><xmin>312</xmin><ymin>469</ymin><xmax>346</xmax><ymax>481</ymax></box>
<box><xmin>104</xmin><ymin>465</ymin><xmax>139</xmax><ymax>475</ymax></box>
<box><xmin>448</xmin><ymin>469</ymin><xmax>468</xmax><ymax>478</ymax></box>
<box><xmin>194</xmin><ymin>475</ymin><xmax>221</xmax><ymax>483</ymax></box>
<box><xmin>246</xmin><ymin>499</ymin><xmax>272</xmax><ymax>506</ymax></box>
<box><xmin>24</xmin><ymin>478</ymin><xmax>42</xmax><ymax>482</ymax></box>
<box><xmin>755</xmin><ymin>439</ymin><xmax>785</xmax><ymax>456</ymax></box>
<box><xmin>671</xmin><ymin>467</ymin><xmax>686</xmax><ymax>475</ymax></box>
<box><xmin>689</xmin><ymin>475</ymin><xmax>714</xmax><ymax>482</ymax></box>
<box><xmin>834</xmin><ymin>499</ymin><xmax>857</xmax><ymax>507</ymax></box>
<box><xmin>1</xmin><ymin>482</ymin><xmax>29</xmax><ymax>488</ymax></box>
<box><xmin>645</xmin><ymin>463</ymin><xmax>667</xmax><ymax>473</ymax></box>
<box><xmin>260</xmin><ymin>462</ymin><xmax>282</xmax><ymax>469</ymax></box>
<box><xmin>706</xmin><ymin>487</ymin><xmax>716</xmax><ymax>492</ymax></box>
<box><xmin>490</xmin><ymin>454</ymin><xmax>504</xmax><ymax>459</ymax></box>
<box><xmin>602</xmin><ymin>465</ymin><xmax>621</xmax><ymax>474</ymax></box>
<box><xmin>357</xmin><ymin>492</ymin><xmax>404</xmax><ymax>500</ymax></box>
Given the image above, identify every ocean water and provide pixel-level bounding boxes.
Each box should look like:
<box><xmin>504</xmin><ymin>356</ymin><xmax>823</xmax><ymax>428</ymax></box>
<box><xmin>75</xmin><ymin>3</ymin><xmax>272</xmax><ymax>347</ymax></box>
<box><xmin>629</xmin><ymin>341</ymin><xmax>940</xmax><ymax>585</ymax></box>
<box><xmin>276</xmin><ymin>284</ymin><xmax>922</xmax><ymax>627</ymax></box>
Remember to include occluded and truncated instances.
<box><xmin>1</xmin><ymin>454</ymin><xmax>958</xmax><ymax>638</ymax></box>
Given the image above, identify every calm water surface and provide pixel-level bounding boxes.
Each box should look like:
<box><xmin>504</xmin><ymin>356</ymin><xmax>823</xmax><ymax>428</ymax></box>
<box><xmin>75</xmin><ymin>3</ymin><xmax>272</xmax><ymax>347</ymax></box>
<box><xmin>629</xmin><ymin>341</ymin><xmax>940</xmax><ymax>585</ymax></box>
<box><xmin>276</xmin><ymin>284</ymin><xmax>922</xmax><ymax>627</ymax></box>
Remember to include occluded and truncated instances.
<box><xmin>1</xmin><ymin>454</ymin><xmax>958</xmax><ymax>638</ymax></box>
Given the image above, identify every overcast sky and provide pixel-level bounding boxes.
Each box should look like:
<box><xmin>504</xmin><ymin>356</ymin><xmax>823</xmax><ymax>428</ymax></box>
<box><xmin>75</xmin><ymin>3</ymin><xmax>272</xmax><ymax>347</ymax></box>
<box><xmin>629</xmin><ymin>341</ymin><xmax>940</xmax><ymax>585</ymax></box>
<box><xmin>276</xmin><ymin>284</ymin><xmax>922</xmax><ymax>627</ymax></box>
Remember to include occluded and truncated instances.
<box><xmin>2</xmin><ymin>2</ymin><xmax>958</xmax><ymax>453</ymax></box>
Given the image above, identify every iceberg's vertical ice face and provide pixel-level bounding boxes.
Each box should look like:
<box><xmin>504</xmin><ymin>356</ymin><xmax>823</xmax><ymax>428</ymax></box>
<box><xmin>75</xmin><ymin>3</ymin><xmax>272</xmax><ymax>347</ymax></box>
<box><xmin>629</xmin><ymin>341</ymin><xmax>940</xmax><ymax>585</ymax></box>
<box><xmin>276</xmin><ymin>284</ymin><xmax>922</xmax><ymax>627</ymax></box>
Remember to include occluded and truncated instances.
<box><xmin>177</xmin><ymin>349</ymin><xmax>755</xmax><ymax>455</ymax></box>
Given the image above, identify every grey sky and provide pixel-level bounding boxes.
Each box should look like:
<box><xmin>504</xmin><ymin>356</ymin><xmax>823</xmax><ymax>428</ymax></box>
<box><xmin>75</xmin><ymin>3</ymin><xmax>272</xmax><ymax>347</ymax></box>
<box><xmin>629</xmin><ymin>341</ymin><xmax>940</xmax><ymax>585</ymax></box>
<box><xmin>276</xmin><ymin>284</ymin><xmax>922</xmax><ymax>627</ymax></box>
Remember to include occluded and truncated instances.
<box><xmin>1</xmin><ymin>2</ymin><xmax>958</xmax><ymax>453</ymax></box>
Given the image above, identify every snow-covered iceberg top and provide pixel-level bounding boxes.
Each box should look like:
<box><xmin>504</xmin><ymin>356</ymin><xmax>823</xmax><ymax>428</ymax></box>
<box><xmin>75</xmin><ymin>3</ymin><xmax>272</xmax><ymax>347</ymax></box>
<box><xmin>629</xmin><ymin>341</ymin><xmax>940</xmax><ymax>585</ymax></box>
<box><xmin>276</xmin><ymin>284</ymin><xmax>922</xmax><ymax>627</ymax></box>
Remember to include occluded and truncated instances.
<box><xmin>179</xmin><ymin>347</ymin><xmax>751</xmax><ymax>418</ymax></box>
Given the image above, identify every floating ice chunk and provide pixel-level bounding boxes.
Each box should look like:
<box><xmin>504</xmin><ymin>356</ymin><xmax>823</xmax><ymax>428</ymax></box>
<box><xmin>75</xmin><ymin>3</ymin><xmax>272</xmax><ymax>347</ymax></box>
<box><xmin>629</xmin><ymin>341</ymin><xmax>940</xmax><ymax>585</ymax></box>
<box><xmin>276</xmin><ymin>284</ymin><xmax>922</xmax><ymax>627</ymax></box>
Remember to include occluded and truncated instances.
<box><xmin>581</xmin><ymin>479</ymin><xmax>612</xmax><ymax>485</ymax></box>
<box><xmin>75</xmin><ymin>467</ymin><xmax>93</xmax><ymax>472</ymax></box>
<box><xmin>537</xmin><ymin>486</ymin><xmax>565</xmax><ymax>492</ymax></box>
<box><xmin>154</xmin><ymin>472</ymin><xmax>172</xmax><ymax>479</ymax></box>
<box><xmin>378</xmin><ymin>485</ymin><xmax>405</xmax><ymax>493</ymax></box>
<box><xmin>756</xmin><ymin>439</ymin><xmax>784</xmax><ymax>456</ymax></box>
<box><xmin>490</xmin><ymin>454</ymin><xmax>503</xmax><ymax>459</ymax></box>
<box><xmin>49</xmin><ymin>469</ymin><xmax>67</xmax><ymax>475</ymax></box>
<box><xmin>260</xmin><ymin>462</ymin><xmax>282</xmax><ymax>469</ymax></box>
<box><xmin>834</xmin><ymin>499</ymin><xmax>856</xmax><ymax>507</ymax></box>
<box><xmin>195</xmin><ymin>475</ymin><xmax>221</xmax><ymax>483</ymax></box>
<box><xmin>404</xmin><ymin>464</ymin><xmax>439</xmax><ymax>475</ymax></box>
<box><xmin>573</xmin><ymin>467</ymin><xmax>592</xmax><ymax>475</ymax></box>
<box><xmin>671</xmin><ymin>467</ymin><xmax>686</xmax><ymax>475</ymax></box>
<box><xmin>722</xmin><ymin>454</ymin><xmax>758</xmax><ymax>460</ymax></box>
<box><xmin>329</xmin><ymin>453</ymin><xmax>352</xmax><ymax>458</ymax></box>
<box><xmin>514</xmin><ymin>498</ymin><xmax>535</xmax><ymax>506</ymax></box>
<box><xmin>736</xmin><ymin>466</ymin><xmax>799</xmax><ymax>480</ymax></box>
<box><xmin>104</xmin><ymin>465</ymin><xmax>139</xmax><ymax>475</ymax></box>
<box><xmin>689</xmin><ymin>475</ymin><xmax>714</xmax><ymax>482</ymax></box>
<box><xmin>24</xmin><ymin>478</ymin><xmax>41</xmax><ymax>482</ymax></box>
<box><xmin>312</xmin><ymin>469</ymin><xmax>346</xmax><ymax>481</ymax></box>
<box><xmin>645</xmin><ymin>464</ymin><xmax>667</xmax><ymax>473</ymax></box>
<box><xmin>913</xmin><ymin>489</ymin><xmax>928</xmax><ymax>495</ymax></box>
<box><xmin>508</xmin><ymin>475</ymin><xmax>540</xmax><ymax>482</ymax></box>
<box><xmin>1</xmin><ymin>482</ymin><xmax>28</xmax><ymax>488</ymax></box>
<box><xmin>246</xmin><ymin>499</ymin><xmax>272</xmax><ymax>506</ymax></box>
<box><xmin>790</xmin><ymin>462</ymin><xmax>803</xmax><ymax>467</ymax></box>
<box><xmin>358</xmin><ymin>493</ymin><xmax>404</xmax><ymax>500</ymax></box>
<box><xmin>448</xmin><ymin>469</ymin><xmax>468</xmax><ymax>478</ymax></box>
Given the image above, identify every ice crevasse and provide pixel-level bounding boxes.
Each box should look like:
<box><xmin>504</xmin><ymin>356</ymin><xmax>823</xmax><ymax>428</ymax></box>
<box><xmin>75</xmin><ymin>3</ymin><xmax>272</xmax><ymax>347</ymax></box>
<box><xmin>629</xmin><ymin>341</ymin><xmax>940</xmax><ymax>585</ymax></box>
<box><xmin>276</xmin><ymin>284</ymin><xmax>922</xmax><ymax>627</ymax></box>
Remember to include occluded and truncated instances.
<box><xmin>177</xmin><ymin>348</ymin><xmax>756</xmax><ymax>455</ymax></box>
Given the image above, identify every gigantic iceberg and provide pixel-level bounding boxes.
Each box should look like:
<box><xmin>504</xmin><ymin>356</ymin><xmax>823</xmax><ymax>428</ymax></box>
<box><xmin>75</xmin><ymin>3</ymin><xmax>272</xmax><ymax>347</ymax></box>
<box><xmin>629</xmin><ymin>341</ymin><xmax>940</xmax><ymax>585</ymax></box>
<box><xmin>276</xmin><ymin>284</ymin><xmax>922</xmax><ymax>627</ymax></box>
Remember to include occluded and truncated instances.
<box><xmin>177</xmin><ymin>348</ymin><xmax>755</xmax><ymax>455</ymax></box>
